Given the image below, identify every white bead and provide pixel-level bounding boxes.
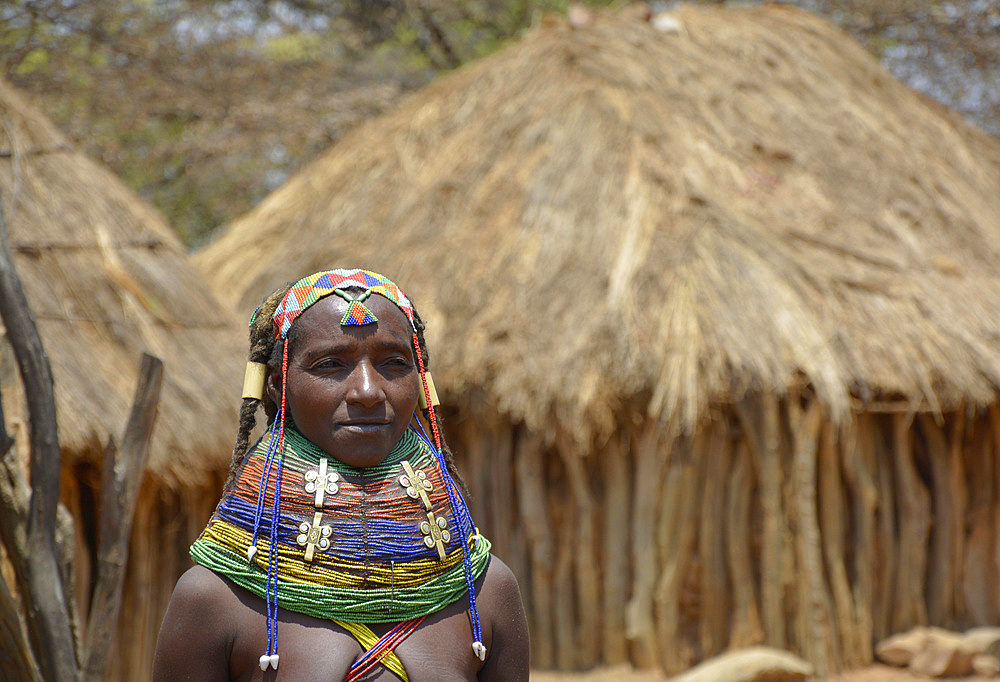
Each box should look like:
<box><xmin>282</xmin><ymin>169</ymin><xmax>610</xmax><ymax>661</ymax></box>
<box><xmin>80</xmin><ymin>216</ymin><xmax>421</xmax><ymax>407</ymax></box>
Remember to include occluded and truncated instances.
<box><xmin>269</xmin><ymin>654</ymin><xmax>280</xmax><ymax>669</ymax></box>
<box><xmin>473</xmin><ymin>641</ymin><xmax>487</xmax><ymax>661</ymax></box>
<box><xmin>258</xmin><ymin>654</ymin><xmax>269</xmax><ymax>671</ymax></box>
<box><xmin>247</xmin><ymin>545</ymin><xmax>258</xmax><ymax>562</ymax></box>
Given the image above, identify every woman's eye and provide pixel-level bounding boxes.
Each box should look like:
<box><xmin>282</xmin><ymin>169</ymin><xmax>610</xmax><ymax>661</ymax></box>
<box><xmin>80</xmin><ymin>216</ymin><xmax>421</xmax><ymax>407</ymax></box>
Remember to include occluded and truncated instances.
<box><xmin>314</xmin><ymin>358</ymin><xmax>345</xmax><ymax>370</ymax></box>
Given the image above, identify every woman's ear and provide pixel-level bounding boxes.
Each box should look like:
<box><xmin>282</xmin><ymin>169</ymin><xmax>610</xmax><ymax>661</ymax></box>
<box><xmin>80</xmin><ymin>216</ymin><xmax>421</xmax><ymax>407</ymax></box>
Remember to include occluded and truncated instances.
<box><xmin>266</xmin><ymin>365</ymin><xmax>281</xmax><ymax>407</ymax></box>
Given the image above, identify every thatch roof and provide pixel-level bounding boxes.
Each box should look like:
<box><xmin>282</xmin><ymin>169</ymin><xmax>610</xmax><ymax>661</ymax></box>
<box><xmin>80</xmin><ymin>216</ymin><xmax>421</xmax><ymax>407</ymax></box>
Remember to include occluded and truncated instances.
<box><xmin>196</xmin><ymin>5</ymin><xmax>1000</xmax><ymax>444</ymax></box>
<box><xmin>0</xmin><ymin>78</ymin><xmax>242</xmax><ymax>487</ymax></box>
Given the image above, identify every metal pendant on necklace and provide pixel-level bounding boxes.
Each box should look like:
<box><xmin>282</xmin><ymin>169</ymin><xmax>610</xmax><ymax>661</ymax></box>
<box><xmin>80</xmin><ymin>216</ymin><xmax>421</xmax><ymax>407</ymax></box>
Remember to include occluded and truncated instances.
<box><xmin>297</xmin><ymin>457</ymin><xmax>337</xmax><ymax>562</ymax></box>
<box><xmin>399</xmin><ymin>460</ymin><xmax>451</xmax><ymax>561</ymax></box>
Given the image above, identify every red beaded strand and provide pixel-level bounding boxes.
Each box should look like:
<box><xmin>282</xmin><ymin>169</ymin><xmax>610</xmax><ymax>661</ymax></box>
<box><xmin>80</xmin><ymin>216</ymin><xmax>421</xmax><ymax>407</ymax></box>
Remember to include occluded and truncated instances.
<box><xmin>412</xmin><ymin>333</ymin><xmax>442</xmax><ymax>452</ymax></box>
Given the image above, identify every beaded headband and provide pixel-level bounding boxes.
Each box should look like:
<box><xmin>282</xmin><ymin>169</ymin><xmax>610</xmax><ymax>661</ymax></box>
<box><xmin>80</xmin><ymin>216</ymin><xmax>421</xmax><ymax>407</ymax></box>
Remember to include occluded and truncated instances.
<box><xmin>271</xmin><ymin>268</ymin><xmax>414</xmax><ymax>340</ymax></box>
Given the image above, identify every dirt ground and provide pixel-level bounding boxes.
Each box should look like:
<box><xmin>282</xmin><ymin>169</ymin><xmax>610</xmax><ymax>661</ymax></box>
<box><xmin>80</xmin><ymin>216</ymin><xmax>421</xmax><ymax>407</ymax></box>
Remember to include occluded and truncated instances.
<box><xmin>529</xmin><ymin>663</ymin><xmax>998</xmax><ymax>680</ymax></box>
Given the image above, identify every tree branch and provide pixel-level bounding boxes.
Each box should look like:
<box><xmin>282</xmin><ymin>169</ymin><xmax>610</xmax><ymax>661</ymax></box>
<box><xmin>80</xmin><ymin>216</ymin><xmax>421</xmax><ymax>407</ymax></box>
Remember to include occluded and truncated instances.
<box><xmin>0</xmin><ymin>189</ymin><xmax>77</xmax><ymax>681</ymax></box>
<box><xmin>82</xmin><ymin>353</ymin><xmax>162</xmax><ymax>682</ymax></box>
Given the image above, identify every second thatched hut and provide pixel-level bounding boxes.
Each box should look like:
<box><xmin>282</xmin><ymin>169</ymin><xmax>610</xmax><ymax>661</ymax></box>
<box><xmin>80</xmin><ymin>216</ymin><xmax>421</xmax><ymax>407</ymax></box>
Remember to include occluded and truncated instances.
<box><xmin>0</xmin><ymin>78</ymin><xmax>244</xmax><ymax>680</ymax></box>
<box><xmin>196</xmin><ymin>5</ymin><xmax>1000</xmax><ymax>675</ymax></box>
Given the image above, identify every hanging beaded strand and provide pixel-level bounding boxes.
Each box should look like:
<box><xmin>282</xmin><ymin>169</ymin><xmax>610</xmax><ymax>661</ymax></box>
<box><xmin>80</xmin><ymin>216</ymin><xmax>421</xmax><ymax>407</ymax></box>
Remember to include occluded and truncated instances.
<box><xmin>411</xmin><ymin>418</ymin><xmax>486</xmax><ymax>659</ymax></box>
<box><xmin>409</xmin><ymin>333</ymin><xmax>485</xmax><ymax>660</ymax></box>
<box><xmin>259</xmin><ymin>339</ymin><xmax>290</xmax><ymax>671</ymax></box>
<box><xmin>248</xmin><ymin>410</ymin><xmax>282</xmax><ymax>563</ymax></box>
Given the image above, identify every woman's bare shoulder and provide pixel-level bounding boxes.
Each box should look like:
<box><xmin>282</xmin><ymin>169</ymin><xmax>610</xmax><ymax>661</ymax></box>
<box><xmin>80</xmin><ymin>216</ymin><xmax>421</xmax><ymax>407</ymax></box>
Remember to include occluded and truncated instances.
<box><xmin>172</xmin><ymin>565</ymin><xmax>238</xmax><ymax>602</ymax></box>
<box><xmin>481</xmin><ymin>555</ymin><xmax>523</xmax><ymax>608</ymax></box>
<box><xmin>153</xmin><ymin>566</ymin><xmax>240</xmax><ymax>682</ymax></box>
<box><xmin>478</xmin><ymin>555</ymin><xmax>530</xmax><ymax>681</ymax></box>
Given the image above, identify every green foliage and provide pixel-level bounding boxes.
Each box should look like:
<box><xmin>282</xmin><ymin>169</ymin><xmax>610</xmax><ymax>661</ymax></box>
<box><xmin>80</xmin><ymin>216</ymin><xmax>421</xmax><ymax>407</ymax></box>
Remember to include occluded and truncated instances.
<box><xmin>14</xmin><ymin>48</ymin><xmax>49</xmax><ymax>76</ymax></box>
<box><xmin>2</xmin><ymin>0</ymin><xmax>996</xmax><ymax>248</ymax></box>
<box><xmin>261</xmin><ymin>32</ymin><xmax>324</xmax><ymax>62</ymax></box>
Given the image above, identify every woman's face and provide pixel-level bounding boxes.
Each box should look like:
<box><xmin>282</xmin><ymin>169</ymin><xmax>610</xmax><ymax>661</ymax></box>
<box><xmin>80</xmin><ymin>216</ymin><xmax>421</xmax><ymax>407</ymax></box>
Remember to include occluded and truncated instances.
<box><xmin>268</xmin><ymin>293</ymin><xmax>420</xmax><ymax>468</ymax></box>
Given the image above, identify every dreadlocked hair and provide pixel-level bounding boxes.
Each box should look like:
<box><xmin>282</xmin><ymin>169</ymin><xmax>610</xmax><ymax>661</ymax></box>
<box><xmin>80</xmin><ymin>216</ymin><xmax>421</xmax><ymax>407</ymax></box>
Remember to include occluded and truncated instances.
<box><xmin>222</xmin><ymin>280</ymin><xmax>470</xmax><ymax>500</ymax></box>
<box><xmin>223</xmin><ymin>282</ymin><xmax>293</xmax><ymax>492</ymax></box>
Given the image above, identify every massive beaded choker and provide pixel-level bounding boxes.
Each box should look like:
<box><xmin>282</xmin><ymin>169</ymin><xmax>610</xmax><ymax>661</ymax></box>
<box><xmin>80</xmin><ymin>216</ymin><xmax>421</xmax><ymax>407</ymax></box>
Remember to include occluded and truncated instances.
<box><xmin>191</xmin><ymin>424</ymin><xmax>491</xmax><ymax>624</ymax></box>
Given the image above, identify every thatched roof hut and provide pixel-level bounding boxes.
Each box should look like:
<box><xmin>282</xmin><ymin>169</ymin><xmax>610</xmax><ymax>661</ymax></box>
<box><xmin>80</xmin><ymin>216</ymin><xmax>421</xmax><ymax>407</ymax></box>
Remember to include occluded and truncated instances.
<box><xmin>197</xmin><ymin>4</ymin><xmax>1000</xmax><ymax>675</ymax></box>
<box><xmin>0</xmin><ymin>78</ymin><xmax>243</xmax><ymax>680</ymax></box>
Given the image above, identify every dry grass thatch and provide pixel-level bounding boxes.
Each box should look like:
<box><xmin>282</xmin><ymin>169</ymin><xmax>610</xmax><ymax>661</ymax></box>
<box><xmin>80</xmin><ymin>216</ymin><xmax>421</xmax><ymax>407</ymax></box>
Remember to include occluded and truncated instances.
<box><xmin>197</xmin><ymin>4</ymin><xmax>1000</xmax><ymax>444</ymax></box>
<box><xmin>0</xmin><ymin>77</ymin><xmax>243</xmax><ymax>488</ymax></box>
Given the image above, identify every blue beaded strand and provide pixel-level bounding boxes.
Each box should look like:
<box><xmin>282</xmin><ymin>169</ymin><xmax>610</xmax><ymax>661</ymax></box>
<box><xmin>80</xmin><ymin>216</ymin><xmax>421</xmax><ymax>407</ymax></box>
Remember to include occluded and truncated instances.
<box><xmin>410</xmin><ymin>419</ymin><xmax>484</xmax><ymax>654</ymax></box>
<box><xmin>250</xmin><ymin>412</ymin><xmax>282</xmax><ymax>552</ymax></box>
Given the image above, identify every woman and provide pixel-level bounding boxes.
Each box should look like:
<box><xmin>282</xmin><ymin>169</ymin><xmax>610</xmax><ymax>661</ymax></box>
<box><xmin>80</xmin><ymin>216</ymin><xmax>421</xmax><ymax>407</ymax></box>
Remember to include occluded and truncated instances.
<box><xmin>154</xmin><ymin>269</ymin><xmax>529</xmax><ymax>681</ymax></box>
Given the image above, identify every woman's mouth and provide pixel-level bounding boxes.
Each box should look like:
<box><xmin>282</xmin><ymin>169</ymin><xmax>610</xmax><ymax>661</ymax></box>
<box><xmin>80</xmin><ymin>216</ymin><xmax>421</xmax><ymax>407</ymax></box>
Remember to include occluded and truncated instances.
<box><xmin>338</xmin><ymin>420</ymin><xmax>391</xmax><ymax>434</ymax></box>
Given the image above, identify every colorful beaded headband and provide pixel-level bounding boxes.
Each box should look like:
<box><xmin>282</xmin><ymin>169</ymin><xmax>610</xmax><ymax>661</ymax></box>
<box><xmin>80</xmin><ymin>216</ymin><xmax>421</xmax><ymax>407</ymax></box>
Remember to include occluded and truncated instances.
<box><xmin>272</xmin><ymin>268</ymin><xmax>414</xmax><ymax>339</ymax></box>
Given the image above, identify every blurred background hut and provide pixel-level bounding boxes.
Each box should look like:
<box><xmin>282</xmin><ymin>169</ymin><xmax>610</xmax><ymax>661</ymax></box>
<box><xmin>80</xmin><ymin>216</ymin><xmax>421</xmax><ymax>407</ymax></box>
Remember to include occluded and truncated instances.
<box><xmin>0</xmin><ymin>78</ymin><xmax>243</xmax><ymax>680</ymax></box>
<box><xmin>196</xmin><ymin>4</ymin><xmax>1000</xmax><ymax>676</ymax></box>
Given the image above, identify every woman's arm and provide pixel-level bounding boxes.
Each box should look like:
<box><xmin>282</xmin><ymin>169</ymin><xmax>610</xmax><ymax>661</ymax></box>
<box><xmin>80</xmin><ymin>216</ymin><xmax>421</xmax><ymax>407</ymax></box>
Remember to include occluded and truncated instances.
<box><xmin>478</xmin><ymin>556</ymin><xmax>530</xmax><ymax>682</ymax></box>
<box><xmin>153</xmin><ymin>566</ymin><xmax>234</xmax><ymax>682</ymax></box>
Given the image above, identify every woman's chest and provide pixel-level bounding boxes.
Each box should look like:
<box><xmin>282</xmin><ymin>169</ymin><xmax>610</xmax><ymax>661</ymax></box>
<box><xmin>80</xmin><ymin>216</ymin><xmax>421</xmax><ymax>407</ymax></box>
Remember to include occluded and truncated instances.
<box><xmin>228</xmin><ymin>603</ymin><xmax>481</xmax><ymax>682</ymax></box>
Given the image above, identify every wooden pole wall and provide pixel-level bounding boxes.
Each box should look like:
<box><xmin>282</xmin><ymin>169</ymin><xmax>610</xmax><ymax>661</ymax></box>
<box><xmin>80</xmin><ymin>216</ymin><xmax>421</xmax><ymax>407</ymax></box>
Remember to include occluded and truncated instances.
<box><xmin>451</xmin><ymin>400</ymin><xmax>1000</xmax><ymax>674</ymax></box>
<box><xmin>105</xmin><ymin>477</ymin><xmax>222</xmax><ymax>682</ymax></box>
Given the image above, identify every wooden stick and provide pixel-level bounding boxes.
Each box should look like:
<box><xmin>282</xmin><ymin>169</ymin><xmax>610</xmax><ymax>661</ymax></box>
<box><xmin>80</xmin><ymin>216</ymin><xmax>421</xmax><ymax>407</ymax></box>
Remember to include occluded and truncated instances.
<box><xmin>488</xmin><ymin>418</ymin><xmax>514</xmax><ymax>564</ymax></box>
<box><xmin>891</xmin><ymin>413</ymin><xmax>930</xmax><ymax>631</ymax></box>
<box><xmin>0</xmin><ymin>190</ymin><xmax>77</xmax><ymax>682</ymax></box>
<box><xmin>790</xmin><ymin>400</ymin><xmax>834</xmax><ymax>675</ymax></box>
<box><xmin>82</xmin><ymin>353</ymin><xmax>162</xmax><ymax>682</ymax></box>
<box><xmin>725</xmin><ymin>440</ymin><xmax>763</xmax><ymax>648</ymax></box>
<box><xmin>698</xmin><ymin>422</ymin><xmax>730</xmax><ymax>657</ymax></box>
<box><xmin>947</xmin><ymin>412</ymin><xmax>968</xmax><ymax>623</ymax></box>
<box><xmin>601</xmin><ymin>433</ymin><xmax>629</xmax><ymax>664</ymax></box>
<box><xmin>964</xmin><ymin>410</ymin><xmax>998</xmax><ymax>624</ymax></box>
<box><xmin>653</xmin><ymin>433</ymin><xmax>699</xmax><ymax>674</ymax></box>
<box><xmin>553</xmin><ymin>497</ymin><xmax>575</xmax><ymax>670</ymax></box>
<box><xmin>738</xmin><ymin>392</ymin><xmax>786</xmax><ymax>647</ymax></box>
<box><xmin>0</xmin><ymin>546</ymin><xmax>42</xmax><ymax>681</ymax></box>
<box><xmin>817</xmin><ymin>421</ymin><xmax>854</xmax><ymax>666</ymax></box>
<box><xmin>625</xmin><ymin>422</ymin><xmax>666</xmax><ymax>668</ymax></box>
<box><xmin>561</xmin><ymin>446</ymin><xmax>599</xmax><ymax>667</ymax></box>
<box><xmin>839</xmin><ymin>419</ymin><xmax>875</xmax><ymax>662</ymax></box>
<box><xmin>919</xmin><ymin>413</ymin><xmax>958</xmax><ymax>625</ymax></box>
<box><xmin>871</xmin><ymin>415</ymin><xmax>898</xmax><ymax>640</ymax></box>
<box><xmin>514</xmin><ymin>431</ymin><xmax>555</xmax><ymax>667</ymax></box>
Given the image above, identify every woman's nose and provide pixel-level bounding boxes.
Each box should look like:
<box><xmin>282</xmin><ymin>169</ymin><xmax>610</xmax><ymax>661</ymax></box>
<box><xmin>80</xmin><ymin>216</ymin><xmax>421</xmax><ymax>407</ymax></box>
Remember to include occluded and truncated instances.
<box><xmin>346</xmin><ymin>361</ymin><xmax>382</xmax><ymax>406</ymax></box>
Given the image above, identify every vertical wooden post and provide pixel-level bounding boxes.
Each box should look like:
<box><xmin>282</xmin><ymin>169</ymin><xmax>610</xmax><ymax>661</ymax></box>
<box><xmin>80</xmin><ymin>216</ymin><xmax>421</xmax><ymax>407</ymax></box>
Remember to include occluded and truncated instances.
<box><xmin>601</xmin><ymin>433</ymin><xmax>630</xmax><ymax>665</ymax></box>
<box><xmin>698</xmin><ymin>422</ymin><xmax>730</xmax><ymax>657</ymax></box>
<box><xmin>947</xmin><ymin>413</ymin><xmax>968</xmax><ymax>623</ymax></box>
<box><xmin>789</xmin><ymin>400</ymin><xmax>835</xmax><ymax>675</ymax></box>
<box><xmin>83</xmin><ymin>353</ymin><xmax>162</xmax><ymax>682</ymax></box>
<box><xmin>487</xmin><ymin>417</ymin><xmax>515</xmax><ymax>563</ymax></box>
<box><xmin>725</xmin><ymin>440</ymin><xmax>763</xmax><ymax>649</ymax></box>
<box><xmin>553</xmin><ymin>497</ymin><xmax>576</xmax><ymax>670</ymax></box>
<box><xmin>839</xmin><ymin>419</ymin><xmax>876</xmax><ymax>662</ymax></box>
<box><xmin>561</xmin><ymin>444</ymin><xmax>600</xmax><ymax>667</ymax></box>
<box><xmin>920</xmin><ymin>413</ymin><xmax>962</xmax><ymax>626</ymax></box>
<box><xmin>817</xmin><ymin>421</ymin><xmax>856</xmax><ymax>666</ymax></box>
<box><xmin>964</xmin><ymin>410</ymin><xmax>998</xmax><ymax>624</ymax></box>
<box><xmin>872</xmin><ymin>415</ymin><xmax>898</xmax><ymax>640</ymax></box>
<box><xmin>653</xmin><ymin>433</ymin><xmax>699</xmax><ymax>674</ymax></box>
<box><xmin>514</xmin><ymin>430</ymin><xmax>554</xmax><ymax>668</ymax></box>
<box><xmin>891</xmin><ymin>413</ymin><xmax>930</xmax><ymax>631</ymax></box>
<box><xmin>741</xmin><ymin>393</ymin><xmax>786</xmax><ymax>648</ymax></box>
<box><xmin>625</xmin><ymin>422</ymin><xmax>666</xmax><ymax>668</ymax></box>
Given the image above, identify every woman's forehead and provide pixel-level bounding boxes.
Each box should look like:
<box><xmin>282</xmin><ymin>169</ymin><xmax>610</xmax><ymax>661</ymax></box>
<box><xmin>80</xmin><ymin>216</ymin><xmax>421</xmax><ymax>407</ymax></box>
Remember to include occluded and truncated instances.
<box><xmin>292</xmin><ymin>294</ymin><xmax>413</xmax><ymax>344</ymax></box>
